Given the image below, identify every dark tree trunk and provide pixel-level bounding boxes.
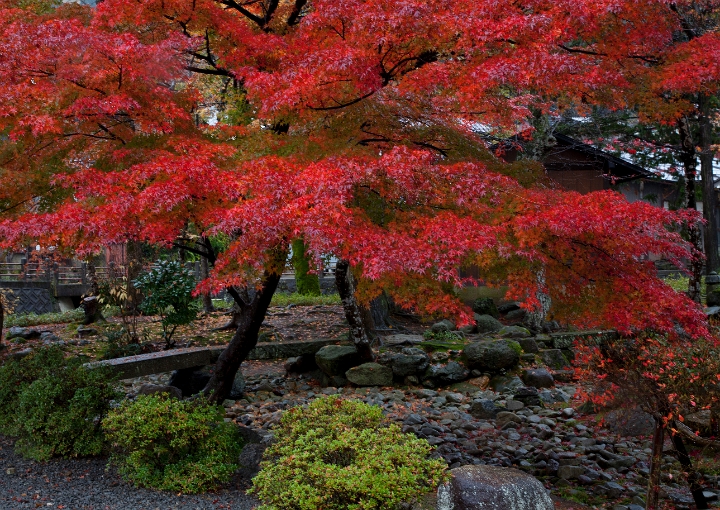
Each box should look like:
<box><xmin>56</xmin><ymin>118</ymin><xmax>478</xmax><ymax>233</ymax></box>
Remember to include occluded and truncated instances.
<box><xmin>678</xmin><ymin>116</ymin><xmax>703</xmax><ymax>302</ymax></box>
<box><xmin>699</xmin><ymin>94</ymin><xmax>719</xmax><ymax>275</ymax></box>
<box><xmin>669</xmin><ymin>425</ymin><xmax>709</xmax><ymax>509</ymax></box>
<box><xmin>646</xmin><ymin>417</ymin><xmax>665</xmax><ymax>510</ymax></box>
<box><xmin>82</xmin><ymin>261</ymin><xmax>104</xmax><ymax>324</ymax></box>
<box><xmin>202</xmin><ymin>249</ymin><xmax>286</xmax><ymax>403</ymax></box>
<box><xmin>334</xmin><ymin>259</ymin><xmax>374</xmax><ymax>362</ymax></box>
<box><xmin>200</xmin><ymin>254</ymin><xmax>215</xmax><ymax>313</ymax></box>
<box><xmin>0</xmin><ymin>296</ymin><xmax>4</xmax><ymax>348</ymax></box>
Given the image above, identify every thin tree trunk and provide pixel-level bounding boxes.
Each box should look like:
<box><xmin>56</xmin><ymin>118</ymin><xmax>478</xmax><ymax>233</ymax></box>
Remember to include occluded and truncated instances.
<box><xmin>202</xmin><ymin>248</ymin><xmax>286</xmax><ymax>403</ymax></box>
<box><xmin>334</xmin><ymin>259</ymin><xmax>374</xmax><ymax>362</ymax></box>
<box><xmin>0</xmin><ymin>296</ymin><xmax>4</xmax><ymax>349</ymax></box>
<box><xmin>678</xmin><ymin>116</ymin><xmax>703</xmax><ymax>302</ymax></box>
<box><xmin>646</xmin><ymin>417</ymin><xmax>665</xmax><ymax>510</ymax></box>
<box><xmin>669</xmin><ymin>425</ymin><xmax>709</xmax><ymax>509</ymax></box>
<box><xmin>200</xmin><ymin>254</ymin><xmax>215</xmax><ymax>313</ymax></box>
<box><xmin>699</xmin><ymin>94</ymin><xmax>718</xmax><ymax>275</ymax></box>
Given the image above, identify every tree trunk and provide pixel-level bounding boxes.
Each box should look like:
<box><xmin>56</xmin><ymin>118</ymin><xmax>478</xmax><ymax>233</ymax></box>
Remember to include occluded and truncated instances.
<box><xmin>335</xmin><ymin>259</ymin><xmax>375</xmax><ymax>362</ymax></box>
<box><xmin>0</xmin><ymin>296</ymin><xmax>4</xmax><ymax>349</ymax></box>
<box><xmin>200</xmin><ymin>254</ymin><xmax>215</xmax><ymax>313</ymax></box>
<box><xmin>82</xmin><ymin>261</ymin><xmax>105</xmax><ymax>324</ymax></box>
<box><xmin>669</xmin><ymin>425</ymin><xmax>709</xmax><ymax>509</ymax></box>
<box><xmin>202</xmin><ymin>249</ymin><xmax>286</xmax><ymax>403</ymax></box>
<box><xmin>699</xmin><ymin>94</ymin><xmax>719</xmax><ymax>275</ymax></box>
<box><xmin>646</xmin><ymin>417</ymin><xmax>665</xmax><ymax>510</ymax></box>
<box><xmin>678</xmin><ymin>116</ymin><xmax>703</xmax><ymax>302</ymax></box>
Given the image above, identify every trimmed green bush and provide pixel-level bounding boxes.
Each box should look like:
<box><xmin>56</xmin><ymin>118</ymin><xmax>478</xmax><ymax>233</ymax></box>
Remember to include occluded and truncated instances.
<box><xmin>0</xmin><ymin>346</ymin><xmax>120</xmax><ymax>461</ymax></box>
<box><xmin>103</xmin><ymin>395</ymin><xmax>243</xmax><ymax>493</ymax></box>
<box><xmin>250</xmin><ymin>396</ymin><xmax>448</xmax><ymax>510</ymax></box>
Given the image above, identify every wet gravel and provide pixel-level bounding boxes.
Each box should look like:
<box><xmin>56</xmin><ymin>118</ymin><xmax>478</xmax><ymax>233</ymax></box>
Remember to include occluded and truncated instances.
<box><xmin>0</xmin><ymin>437</ymin><xmax>259</xmax><ymax>510</ymax></box>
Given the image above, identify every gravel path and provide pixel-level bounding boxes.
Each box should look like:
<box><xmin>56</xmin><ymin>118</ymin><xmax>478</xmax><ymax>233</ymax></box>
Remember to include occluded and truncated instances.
<box><xmin>0</xmin><ymin>437</ymin><xmax>260</xmax><ymax>510</ymax></box>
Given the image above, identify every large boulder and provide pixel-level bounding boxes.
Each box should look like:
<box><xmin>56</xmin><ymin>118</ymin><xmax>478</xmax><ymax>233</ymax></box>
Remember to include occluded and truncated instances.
<box><xmin>315</xmin><ymin>345</ymin><xmax>359</xmax><ymax>377</ymax></box>
<box><xmin>472</xmin><ymin>298</ymin><xmax>499</xmax><ymax>318</ymax></box>
<box><xmin>437</xmin><ymin>465</ymin><xmax>554</xmax><ymax>510</ymax></box>
<box><xmin>489</xmin><ymin>375</ymin><xmax>524</xmax><ymax>393</ymax></box>
<box><xmin>390</xmin><ymin>347</ymin><xmax>430</xmax><ymax>377</ymax></box>
<box><xmin>474</xmin><ymin>314</ymin><xmax>503</xmax><ymax>334</ymax></box>
<box><xmin>345</xmin><ymin>362</ymin><xmax>393</xmax><ymax>387</ymax></box>
<box><xmin>463</xmin><ymin>340</ymin><xmax>520</xmax><ymax>372</ymax></box>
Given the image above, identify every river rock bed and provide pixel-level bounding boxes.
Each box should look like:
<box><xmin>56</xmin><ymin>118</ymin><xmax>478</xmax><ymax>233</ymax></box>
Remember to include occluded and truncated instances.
<box><xmin>121</xmin><ymin>362</ymin><xmax>720</xmax><ymax>510</ymax></box>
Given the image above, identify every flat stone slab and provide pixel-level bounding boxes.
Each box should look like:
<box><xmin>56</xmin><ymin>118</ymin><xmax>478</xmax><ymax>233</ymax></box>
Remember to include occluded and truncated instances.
<box><xmin>88</xmin><ymin>338</ymin><xmax>343</xmax><ymax>379</ymax></box>
<box><xmin>88</xmin><ymin>347</ymin><xmax>216</xmax><ymax>379</ymax></box>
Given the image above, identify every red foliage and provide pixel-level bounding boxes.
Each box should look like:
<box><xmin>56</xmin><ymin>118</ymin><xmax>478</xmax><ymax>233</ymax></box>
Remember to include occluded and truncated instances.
<box><xmin>0</xmin><ymin>0</ymin><xmax>717</xmax><ymax>340</ymax></box>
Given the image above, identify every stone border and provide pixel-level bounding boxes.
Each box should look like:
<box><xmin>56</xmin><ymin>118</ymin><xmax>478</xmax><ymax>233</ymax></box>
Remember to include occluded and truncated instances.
<box><xmin>87</xmin><ymin>338</ymin><xmax>343</xmax><ymax>379</ymax></box>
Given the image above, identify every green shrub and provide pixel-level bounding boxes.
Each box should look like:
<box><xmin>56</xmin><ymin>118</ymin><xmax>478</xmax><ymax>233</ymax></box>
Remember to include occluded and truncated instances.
<box><xmin>0</xmin><ymin>346</ymin><xmax>120</xmax><ymax>461</ymax></box>
<box><xmin>250</xmin><ymin>396</ymin><xmax>448</xmax><ymax>510</ymax></box>
<box><xmin>103</xmin><ymin>395</ymin><xmax>243</xmax><ymax>493</ymax></box>
<box><xmin>133</xmin><ymin>260</ymin><xmax>199</xmax><ymax>348</ymax></box>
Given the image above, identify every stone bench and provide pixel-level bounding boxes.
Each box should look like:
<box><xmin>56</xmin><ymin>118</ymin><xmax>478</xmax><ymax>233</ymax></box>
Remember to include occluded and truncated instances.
<box><xmin>87</xmin><ymin>338</ymin><xmax>341</xmax><ymax>379</ymax></box>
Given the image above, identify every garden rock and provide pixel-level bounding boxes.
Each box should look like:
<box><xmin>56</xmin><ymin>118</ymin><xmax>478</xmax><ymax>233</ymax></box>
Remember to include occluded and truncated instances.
<box><xmin>390</xmin><ymin>348</ymin><xmax>430</xmax><ymax>377</ymax></box>
<box><xmin>40</xmin><ymin>331</ymin><xmax>62</xmax><ymax>345</ymax></box>
<box><xmin>431</xmin><ymin>319</ymin><xmax>456</xmax><ymax>333</ymax></box>
<box><xmin>6</xmin><ymin>326</ymin><xmax>41</xmax><ymax>340</ymax></box>
<box><xmin>423</xmin><ymin>362</ymin><xmax>469</xmax><ymax>387</ymax></box>
<box><xmin>284</xmin><ymin>354</ymin><xmax>317</xmax><ymax>373</ymax></box>
<box><xmin>516</xmin><ymin>338</ymin><xmax>539</xmax><ymax>354</ymax></box>
<box><xmin>521</xmin><ymin>369</ymin><xmax>554</xmax><ymax>389</ymax></box>
<box><xmin>346</xmin><ymin>363</ymin><xmax>393</xmax><ymax>386</ymax></box>
<box><xmin>505</xmin><ymin>308</ymin><xmax>528</xmax><ymax>323</ymax></box>
<box><xmin>470</xmin><ymin>399</ymin><xmax>498</xmax><ymax>419</ymax></box>
<box><xmin>168</xmin><ymin>366</ymin><xmax>213</xmax><ymax>397</ymax></box>
<box><xmin>489</xmin><ymin>375</ymin><xmax>524</xmax><ymax>393</ymax></box>
<box><xmin>498</xmin><ymin>302</ymin><xmax>521</xmax><ymax>314</ymax></box>
<box><xmin>315</xmin><ymin>345</ymin><xmax>359</xmax><ymax>376</ymax></box>
<box><xmin>472</xmin><ymin>298</ymin><xmax>499</xmax><ymax>318</ymax></box>
<box><xmin>513</xmin><ymin>387</ymin><xmax>541</xmax><ymax>407</ymax></box>
<box><xmin>228</xmin><ymin>370</ymin><xmax>246</xmax><ymax>399</ymax></box>
<box><xmin>540</xmin><ymin>349</ymin><xmax>569</xmax><ymax>369</ymax></box>
<box><xmin>437</xmin><ymin>465</ymin><xmax>553</xmax><ymax>510</ymax></box>
<box><xmin>137</xmin><ymin>383</ymin><xmax>183</xmax><ymax>399</ymax></box>
<box><xmin>463</xmin><ymin>340</ymin><xmax>520</xmax><ymax>372</ymax></box>
<box><xmin>474</xmin><ymin>314</ymin><xmax>503</xmax><ymax>334</ymax></box>
<box><xmin>497</xmin><ymin>326</ymin><xmax>531</xmax><ymax>338</ymax></box>
<box><xmin>538</xmin><ymin>389</ymin><xmax>570</xmax><ymax>404</ymax></box>
<box><xmin>603</xmin><ymin>408</ymin><xmax>655</xmax><ymax>437</ymax></box>
<box><xmin>237</xmin><ymin>443</ymin><xmax>267</xmax><ymax>479</ymax></box>
<box><xmin>383</xmin><ymin>334</ymin><xmax>424</xmax><ymax>346</ymax></box>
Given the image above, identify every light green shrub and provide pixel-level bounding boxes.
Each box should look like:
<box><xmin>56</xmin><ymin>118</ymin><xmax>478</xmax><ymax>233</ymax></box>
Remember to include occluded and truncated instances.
<box><xmin>250</xmin><ymin>396</ymin><xmax>448</xmax><ymax>510</ymax></box>
<box><xmin>103</xmin><ymin>394</ymin><xmax>243</xmax><ymax>493</ymax></box>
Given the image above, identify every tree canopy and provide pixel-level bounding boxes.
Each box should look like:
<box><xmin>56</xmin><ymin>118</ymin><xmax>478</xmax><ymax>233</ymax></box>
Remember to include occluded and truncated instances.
<box><xmin>1</xmin><ymin>0</ymin><xmax>719</xmax><ymax>398</ymax></box>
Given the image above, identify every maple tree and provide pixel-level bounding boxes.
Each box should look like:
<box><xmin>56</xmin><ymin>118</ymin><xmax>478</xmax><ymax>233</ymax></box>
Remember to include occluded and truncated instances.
<box><xmin>0</xmin><ymin>0</ymin><xmax>718</xmax><ymax>419</ymax></box>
